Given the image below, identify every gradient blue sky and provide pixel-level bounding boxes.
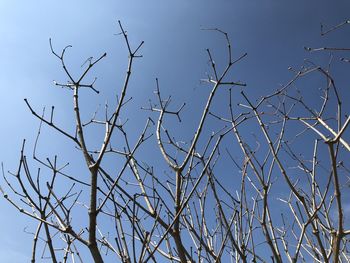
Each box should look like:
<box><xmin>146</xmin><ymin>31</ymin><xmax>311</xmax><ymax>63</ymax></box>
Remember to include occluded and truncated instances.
<box><xmin>1</xmin><ymin>1</ymin><xmax>349</xmax><ymax>261</ymax></box>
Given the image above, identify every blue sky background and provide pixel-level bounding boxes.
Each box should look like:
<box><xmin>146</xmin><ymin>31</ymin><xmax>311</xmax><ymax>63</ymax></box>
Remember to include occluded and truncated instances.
<box><xmin>1</xmin><ymin>1</ymin><xmax>349</xmax><ymax>261</ymax></box>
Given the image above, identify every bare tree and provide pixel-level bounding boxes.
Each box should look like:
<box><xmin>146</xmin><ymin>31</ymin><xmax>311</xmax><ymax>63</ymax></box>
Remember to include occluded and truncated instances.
<box><xmin>1</xmin><ymin>19</ymin><xmax>350</xmax><ymax>262</ymax></box>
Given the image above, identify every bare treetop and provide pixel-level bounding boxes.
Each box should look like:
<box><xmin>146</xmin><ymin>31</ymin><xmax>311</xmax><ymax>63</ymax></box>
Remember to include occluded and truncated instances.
<box><xmin>2</xmin><ymin>17</ymin><xmax>350</xmax><ymax>263</ymax></box>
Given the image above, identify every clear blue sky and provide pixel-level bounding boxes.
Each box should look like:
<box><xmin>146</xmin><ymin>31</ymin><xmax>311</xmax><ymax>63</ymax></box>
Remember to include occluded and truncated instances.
<box><xmin>0</xmin><ymin>1</ymin><xmax>349</xmax><ymax>261</ymax></box>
